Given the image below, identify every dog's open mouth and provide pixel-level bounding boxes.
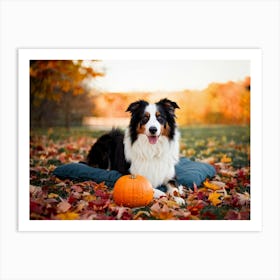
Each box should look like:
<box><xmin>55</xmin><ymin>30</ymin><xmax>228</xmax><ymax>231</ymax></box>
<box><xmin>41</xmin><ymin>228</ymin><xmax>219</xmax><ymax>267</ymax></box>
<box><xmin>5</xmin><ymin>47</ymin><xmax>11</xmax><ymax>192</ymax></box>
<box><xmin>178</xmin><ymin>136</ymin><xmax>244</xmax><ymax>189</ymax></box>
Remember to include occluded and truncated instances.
<box><xmin>147</xmin><ymin>136</ymin><xmax>159</xmax><ymax>144</ymax></box>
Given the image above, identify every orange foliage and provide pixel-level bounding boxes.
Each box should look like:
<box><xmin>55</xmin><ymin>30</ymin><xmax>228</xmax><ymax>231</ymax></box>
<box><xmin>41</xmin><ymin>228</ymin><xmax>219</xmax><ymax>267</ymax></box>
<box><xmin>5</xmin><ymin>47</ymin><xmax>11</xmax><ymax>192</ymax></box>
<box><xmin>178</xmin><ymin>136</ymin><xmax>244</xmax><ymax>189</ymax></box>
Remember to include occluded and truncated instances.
<box><xmin>30</xmin><ymin>60</ymin><xmax>104</xmax><ymax>105</ymax></box>
<box><xmin>90</xmin><ymin>77</ymin><xmax>250</xmax><ymax>125</ymax></box>
<box><xmin>92</xmin><ymin>92</ymin><xmax>151</xmax><ymax>118</ymax></box>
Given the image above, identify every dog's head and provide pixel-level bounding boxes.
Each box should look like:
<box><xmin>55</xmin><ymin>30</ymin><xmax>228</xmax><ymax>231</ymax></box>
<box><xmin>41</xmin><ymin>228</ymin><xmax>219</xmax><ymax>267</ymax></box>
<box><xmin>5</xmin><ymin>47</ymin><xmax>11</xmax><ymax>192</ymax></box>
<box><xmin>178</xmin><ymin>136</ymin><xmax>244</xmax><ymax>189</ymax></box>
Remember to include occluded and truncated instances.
<box><xmin>126</xmin><ymin>98</ymin><xmax>179</xmax><ymax>144</ymax></box>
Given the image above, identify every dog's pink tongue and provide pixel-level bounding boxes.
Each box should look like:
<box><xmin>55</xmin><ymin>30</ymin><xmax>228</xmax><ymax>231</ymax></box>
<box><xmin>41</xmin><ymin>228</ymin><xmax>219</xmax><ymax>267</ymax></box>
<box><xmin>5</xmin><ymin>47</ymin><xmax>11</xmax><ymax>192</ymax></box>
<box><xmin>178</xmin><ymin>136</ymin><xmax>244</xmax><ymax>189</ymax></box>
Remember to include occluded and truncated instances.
<box><xmin>148</xmin><ymin>136</ymin><xmax>158</xmax><ymax>144</ymax></box>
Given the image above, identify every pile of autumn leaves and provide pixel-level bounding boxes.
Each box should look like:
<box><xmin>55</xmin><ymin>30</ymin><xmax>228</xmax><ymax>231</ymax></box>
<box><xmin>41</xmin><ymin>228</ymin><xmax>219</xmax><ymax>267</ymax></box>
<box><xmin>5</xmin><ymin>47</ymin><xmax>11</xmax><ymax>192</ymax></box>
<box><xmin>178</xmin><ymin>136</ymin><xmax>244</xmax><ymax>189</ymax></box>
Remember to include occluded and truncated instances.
<box><xmin>30</xmin><ymin>134</ymin><xmax>250</xmax><ymax>220</ymax></box>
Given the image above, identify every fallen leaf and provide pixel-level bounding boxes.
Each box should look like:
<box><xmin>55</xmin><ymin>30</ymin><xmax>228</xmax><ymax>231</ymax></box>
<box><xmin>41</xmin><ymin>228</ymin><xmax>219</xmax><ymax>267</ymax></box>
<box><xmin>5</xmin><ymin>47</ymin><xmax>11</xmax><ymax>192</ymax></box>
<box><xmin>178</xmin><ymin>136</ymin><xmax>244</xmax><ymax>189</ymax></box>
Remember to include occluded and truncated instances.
<box><xmin>57</xmin><ymin>200</ymin><xmax>71</xmax><ymax>213</ymax></box>
<box><xmin>133</xmin><ymin>211</ymin><xmax>151</xmax><ymax>220</ymax></box>
<box><xmin>71</xmin><ymin>185</ymin><xmax>83</xmax><ymax>193</ymax></box>
<box><xmin>48</xmin><ymin>193</ymin><xmax>59</xmax><ymax>199</ymax></box>
<box><xmin>204</xmin><ymin>180</ymin><xmax>222</xmax><ymax>191</ymax></box>
<box><xmin>116</xmin><ymin>207</ymin><xmax>132</xmax><ymax>220</ymax></box>
<box><xmin>208</xmin><ymin>192</ymin><xmax>222</xmax><ymax>206</ymax></box>
<box><xmin>236</xmin><ymin>192</ymin><xmax>250</xmax><ymax>206</ymax></box>
<box><xmin>150</xmin><ymin>202</ymin><xmax>175</xmax><ymax>220</ymax></box>
<box><xmin>74</xmin><ymin>200</ymin><xmax>88</xmax><ymax>212</ymax></box>
<box><xmin>221</xmin><ymin>154</ymin><xmax>232</xmax><ymax>163</ymax></box>
<box><xmin>193</xmin><ymin>182</ymin><xmax>198</xmax><ymax>192</ymax></box>
<box><xmin>56</xmin><ymin>212</ymin><xmax>79</xmax><ymax>220</ymax></box>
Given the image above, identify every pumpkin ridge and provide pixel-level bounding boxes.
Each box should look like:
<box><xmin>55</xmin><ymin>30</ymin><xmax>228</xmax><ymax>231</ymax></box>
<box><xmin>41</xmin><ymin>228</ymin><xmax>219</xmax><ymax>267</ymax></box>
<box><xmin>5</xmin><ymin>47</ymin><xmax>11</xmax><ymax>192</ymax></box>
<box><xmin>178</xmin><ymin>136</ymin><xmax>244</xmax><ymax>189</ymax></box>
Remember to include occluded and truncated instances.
<box><xmin>113</xmin><ymin>174</ymin><xmax>154</xmax><ymax>207</ymax></box>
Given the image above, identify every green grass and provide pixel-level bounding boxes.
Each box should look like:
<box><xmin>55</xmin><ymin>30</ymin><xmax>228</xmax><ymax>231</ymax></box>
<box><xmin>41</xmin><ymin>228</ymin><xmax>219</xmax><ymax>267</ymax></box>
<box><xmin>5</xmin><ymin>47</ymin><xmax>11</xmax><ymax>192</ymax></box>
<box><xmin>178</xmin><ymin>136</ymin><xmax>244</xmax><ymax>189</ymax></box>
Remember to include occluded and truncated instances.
<box><xmin>179</xmin><ymin>125</ymin><xmax>250</xmax><ymax>168</ymax></box>
<box><xmin>30</xmin><ymin>127</ymin><xmax>107</xmax><ymax>140</ymax></box>
<box><xmin>30</xmin><ymin>125</ymin><xmax>250</xmax><ymax>168</ymax></box>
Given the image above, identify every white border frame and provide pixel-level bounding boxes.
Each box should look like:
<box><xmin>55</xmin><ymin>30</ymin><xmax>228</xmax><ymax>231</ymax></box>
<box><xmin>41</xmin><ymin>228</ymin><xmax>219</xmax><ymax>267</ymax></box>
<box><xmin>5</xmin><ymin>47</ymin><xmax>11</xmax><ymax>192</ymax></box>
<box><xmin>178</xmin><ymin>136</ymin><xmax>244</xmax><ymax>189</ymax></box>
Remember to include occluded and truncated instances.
<box><xmin>18</xmin><ymin>48</ymin><xmax>262</xmax><ymax>232</ymax></box>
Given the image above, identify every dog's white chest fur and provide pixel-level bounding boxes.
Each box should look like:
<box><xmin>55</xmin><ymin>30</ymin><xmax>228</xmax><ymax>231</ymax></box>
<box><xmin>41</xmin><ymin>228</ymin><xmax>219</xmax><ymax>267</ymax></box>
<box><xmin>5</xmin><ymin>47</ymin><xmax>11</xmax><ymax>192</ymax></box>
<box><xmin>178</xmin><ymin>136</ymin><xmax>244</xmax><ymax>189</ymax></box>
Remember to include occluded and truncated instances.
<box><xmin>124</xmin><ymin>129</ymin><xmax>180</xmax><ymax>187</ymax></box>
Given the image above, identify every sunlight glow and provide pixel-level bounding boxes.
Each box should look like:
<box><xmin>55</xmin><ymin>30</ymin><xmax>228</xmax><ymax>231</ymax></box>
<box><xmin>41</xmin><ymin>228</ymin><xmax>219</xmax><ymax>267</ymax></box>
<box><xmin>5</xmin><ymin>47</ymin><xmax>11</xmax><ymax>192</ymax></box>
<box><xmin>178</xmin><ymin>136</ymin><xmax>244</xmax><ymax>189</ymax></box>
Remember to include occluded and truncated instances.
<box><xmin>91</xmin><ymin>60</ymin><xmax>250</xmax><ymax>92</ymax></box>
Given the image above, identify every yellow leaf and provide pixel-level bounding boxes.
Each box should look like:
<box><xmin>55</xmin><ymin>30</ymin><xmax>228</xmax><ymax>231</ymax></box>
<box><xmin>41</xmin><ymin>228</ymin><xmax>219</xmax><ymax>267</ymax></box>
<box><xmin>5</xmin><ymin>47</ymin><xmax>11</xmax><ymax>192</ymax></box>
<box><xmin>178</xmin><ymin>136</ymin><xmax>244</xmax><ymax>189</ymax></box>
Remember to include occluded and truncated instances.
<box><xmin>133</xmin><ymin>211</ymin><xmax>151</xmax><ymax>220</ymax></box>
<box><xmin>165</xmin><ymin>198</ymin><xmax>181</xmax><ymax>208</ymax></box>
<box><xmin>189</xmin><ymin>215</ymin><xmax>200</xmax><ymax>220</ymax></box>
<box><xmin>48</xmin><ymin>193</ymin><xmax>59</xmax><ymax>199</ymax></box>
<box><xmin>221</xmin><ymin>154</ymin><xmax>232</xmax><ymax>163</ymax></box>
<box><xmin>83</xmin><ymin>194</ymin><xmax>96</xmax><ymax>202</ymax></box>
<box><xmin>204</xmin><ymin>181</ymin><xmax>221</xmax><ymax>191</ymax></box>
<box><xmin>56</xmin><ymin>212</ymin><xmax>79</xmax><ymax>220</ymax></box>
<box><xmin>75</xmin><ymin>200</ymin><xmax>88</xmax><ymax>212</ymax></box>
<box><xmin>208</xmin><ymin>192</ymin><xmax>222</xmax><ymax>206</ymax></box>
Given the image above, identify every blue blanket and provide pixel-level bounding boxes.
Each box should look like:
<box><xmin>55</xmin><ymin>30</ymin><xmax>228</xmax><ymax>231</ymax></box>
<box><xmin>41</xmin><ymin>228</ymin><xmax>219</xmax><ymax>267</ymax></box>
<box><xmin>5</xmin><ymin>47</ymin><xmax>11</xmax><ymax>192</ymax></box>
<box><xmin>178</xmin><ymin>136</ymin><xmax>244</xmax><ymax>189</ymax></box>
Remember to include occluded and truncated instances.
<box><xmin>53</xmin><ymin>157</ymin><xmax>216</xmax><ymax>189</ymax></box>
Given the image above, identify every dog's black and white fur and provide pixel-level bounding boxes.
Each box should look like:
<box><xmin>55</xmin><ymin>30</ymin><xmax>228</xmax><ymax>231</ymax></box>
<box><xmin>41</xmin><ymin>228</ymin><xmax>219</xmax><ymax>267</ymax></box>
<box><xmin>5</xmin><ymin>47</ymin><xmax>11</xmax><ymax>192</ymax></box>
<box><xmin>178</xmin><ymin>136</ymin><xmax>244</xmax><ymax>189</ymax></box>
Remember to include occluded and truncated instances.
<box><xmin>87</xmin><ymin>98</ymin><xmax>184</xmax><ymax>204</ymax></box>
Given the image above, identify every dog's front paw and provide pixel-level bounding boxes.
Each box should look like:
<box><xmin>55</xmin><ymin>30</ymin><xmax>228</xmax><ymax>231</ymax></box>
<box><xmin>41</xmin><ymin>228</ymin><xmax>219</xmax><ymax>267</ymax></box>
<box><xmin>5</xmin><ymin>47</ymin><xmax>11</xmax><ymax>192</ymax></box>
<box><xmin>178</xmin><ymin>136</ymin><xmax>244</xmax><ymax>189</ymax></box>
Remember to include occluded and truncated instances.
<box><xmin>173</xmin><ymin>196</ymin><xmax>185</xmax><ymax>206</ymax></box>
<box><xmin>153</xmin><ymin>188</ymin><xmax>166</xmax><ymax>199</ymax></box>
<box><xmin>178</xmin><ymin>185</ymin><xmax>185</xmax><ymax>196</ymax></box>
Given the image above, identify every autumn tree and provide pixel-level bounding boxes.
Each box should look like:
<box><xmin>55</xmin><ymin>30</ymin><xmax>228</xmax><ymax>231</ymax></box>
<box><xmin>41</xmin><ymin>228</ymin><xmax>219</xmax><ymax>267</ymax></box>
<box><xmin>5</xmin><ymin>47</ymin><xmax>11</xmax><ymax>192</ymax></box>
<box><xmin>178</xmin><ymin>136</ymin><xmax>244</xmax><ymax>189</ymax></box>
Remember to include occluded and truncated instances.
<box><xmin>30</xmin><ymin>60</ymin><xmax>104</xmax><ymax>128</ymax></box>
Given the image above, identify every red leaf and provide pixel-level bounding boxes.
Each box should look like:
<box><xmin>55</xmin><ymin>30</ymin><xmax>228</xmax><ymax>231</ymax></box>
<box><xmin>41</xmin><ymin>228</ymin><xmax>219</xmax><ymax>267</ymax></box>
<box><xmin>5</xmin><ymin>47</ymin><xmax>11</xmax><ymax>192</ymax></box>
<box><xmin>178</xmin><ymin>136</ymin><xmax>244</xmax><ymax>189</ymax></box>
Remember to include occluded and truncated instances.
<box><xmin>30</xmin><ymin>201</ymin><xmax>43</xmax><ymax>214</ymax></box>
<box><xmin>95</xmin><ymin>189</ymin><xmax>110</xmax><ymax>199</ymax></box>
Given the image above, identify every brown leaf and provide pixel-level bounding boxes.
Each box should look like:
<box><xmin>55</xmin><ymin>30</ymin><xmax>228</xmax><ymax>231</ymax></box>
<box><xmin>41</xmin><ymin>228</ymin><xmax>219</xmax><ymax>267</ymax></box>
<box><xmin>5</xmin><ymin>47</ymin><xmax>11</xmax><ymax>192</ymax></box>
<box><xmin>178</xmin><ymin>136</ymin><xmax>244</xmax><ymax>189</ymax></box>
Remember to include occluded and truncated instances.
<box><xmin>71</xmin><ymin>185</ymin><xmax>83</xmax><ymax>193</ymax></box>
<box><xmin>57</xmin><ymin>200</ymin><xmax>71</xmax><ymax>213</ymax></box>
<box><xmin>150</xmin><ymin>202</ymin><xmax>175</xmax><ymax>220</ymax></box>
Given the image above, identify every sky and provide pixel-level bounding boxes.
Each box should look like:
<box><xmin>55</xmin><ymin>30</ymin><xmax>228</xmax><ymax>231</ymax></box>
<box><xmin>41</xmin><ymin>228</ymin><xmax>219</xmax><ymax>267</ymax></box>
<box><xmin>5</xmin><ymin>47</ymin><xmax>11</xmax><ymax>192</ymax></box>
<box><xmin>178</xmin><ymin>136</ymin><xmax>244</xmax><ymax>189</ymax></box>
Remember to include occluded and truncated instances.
<box><xmin>91</xmin><ymin>60</ymin><xmax>250</xmax><ymax>92</ymax></box>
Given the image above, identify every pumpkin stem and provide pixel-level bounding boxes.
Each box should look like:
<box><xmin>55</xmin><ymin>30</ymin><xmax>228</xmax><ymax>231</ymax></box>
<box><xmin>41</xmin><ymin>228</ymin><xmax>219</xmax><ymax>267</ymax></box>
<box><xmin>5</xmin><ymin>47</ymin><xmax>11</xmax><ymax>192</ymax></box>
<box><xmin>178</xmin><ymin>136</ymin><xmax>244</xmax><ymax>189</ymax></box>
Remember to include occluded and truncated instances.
<box><xmin>130</xmin><ymin>174</ymin><xmax>137</xmax><ymax>179</ymax></box>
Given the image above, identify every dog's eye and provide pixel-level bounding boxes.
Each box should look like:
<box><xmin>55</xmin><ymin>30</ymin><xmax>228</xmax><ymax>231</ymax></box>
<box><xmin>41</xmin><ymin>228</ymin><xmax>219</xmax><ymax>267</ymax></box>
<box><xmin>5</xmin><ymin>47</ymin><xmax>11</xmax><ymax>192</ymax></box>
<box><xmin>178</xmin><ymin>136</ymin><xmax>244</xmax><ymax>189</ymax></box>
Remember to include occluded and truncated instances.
<box><xmin>141</xmin><ymin>116</ymin><xmax>149</xmax><ymax>124</ymax></box>
<box><xmin>156</xmin><ymin>115</ymin><xmax>165</xmax><ymax>124</ymax></box>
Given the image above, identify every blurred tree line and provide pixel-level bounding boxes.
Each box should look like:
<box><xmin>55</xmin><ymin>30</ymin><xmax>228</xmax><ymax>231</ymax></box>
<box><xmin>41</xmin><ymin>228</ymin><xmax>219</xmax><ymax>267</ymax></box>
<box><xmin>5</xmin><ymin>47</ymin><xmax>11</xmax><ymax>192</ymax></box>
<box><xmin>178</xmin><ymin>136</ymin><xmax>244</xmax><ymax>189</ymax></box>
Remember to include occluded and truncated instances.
<box><xmin>175</xmin><ymin>77</ymin><xmax>250</xmax><ymax>125</ymax></box>
<box><xmin>30</xmin><ymin>60</ymin><xmax>250</xmax><ymax>128</ymax></box>
<box><xmin>30</xmin><ymin>60</ymin><xmax>103</xmax><ymax>128</ymax></box>
<box><xmin>91</xmin><ymin>77</ymin><xmax>250</xmax><ymax>126</ymax></box>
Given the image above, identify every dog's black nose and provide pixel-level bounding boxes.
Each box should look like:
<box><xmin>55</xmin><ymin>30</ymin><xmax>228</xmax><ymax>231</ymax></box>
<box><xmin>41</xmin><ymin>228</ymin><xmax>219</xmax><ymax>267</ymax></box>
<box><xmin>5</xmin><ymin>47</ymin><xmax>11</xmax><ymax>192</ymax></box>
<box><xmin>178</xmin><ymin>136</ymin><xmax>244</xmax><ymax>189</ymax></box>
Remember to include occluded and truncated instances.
<box><xmin>149</xmin><ymin>126</ymin><xmax>157</xmax><ymax>135</ymax></box>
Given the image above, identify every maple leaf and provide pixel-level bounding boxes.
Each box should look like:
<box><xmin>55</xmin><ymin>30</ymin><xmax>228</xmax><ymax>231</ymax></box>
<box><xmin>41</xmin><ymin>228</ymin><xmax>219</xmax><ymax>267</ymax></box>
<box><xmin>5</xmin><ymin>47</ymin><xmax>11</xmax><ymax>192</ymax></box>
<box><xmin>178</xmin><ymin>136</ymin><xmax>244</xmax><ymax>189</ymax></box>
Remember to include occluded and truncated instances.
<box><xmin>30</xmin><ymin>201</ymin><xmax>43</xmax><ymax>215</ymax></box>
<box><xmin>71</xmin><ymin>185</ymin><xmax>83</xmax><ymax>193</ymax></box>
<box><xmin>133</xmin><ymin>210</ymin><xmax>151</xmax><ymax>220</ymax></box>
<box><xmin>95</xmin><ymin>214</ymin><xmax>115</xmax><ymax>220</ymax></box>
<box><xmin>236</xmin><ymin>192</ymin><xmax>250</xmax><ymax>206</ymax></box>
<box><xmin>89</xmin><ymin>198</ymin><xmax>109</xmax><ymax>211</ymax></box>
<box><xmin>48</xmin><ymin>193</ymin><xmax>59</xmax><ymax>199</ymax></box>
<box><xmin>221</xmin><ymin>154</ymin><xmax>232</xmax><ymax>163</ymax></box>
<box><xmin>187</xmin><ymin>201</ymin><xmax>206</xmax><ymax>215</ymax></box>
<box><xmin>30</xmin><ymin>185</ymin><xmax>43</xmax><ymax>197</ymax></box>
<box><xmin>56</xmin><ymin>212</ymin><xmax>79</xmax><ymax>220</ymax></box>
<box><xmin>55</xmin><ymin>181</ymin><xmax>67</xmax><ymax>187</ymax></box>
<box><xmin>204</xmin><ymin>180</ymin><xmax>222</xmax><ymax>191</ymax></box>
<box><xmin>74</xmin><ymin>200</ymin><xmax>88</xmax><ymax>212</ymax></box>
<box><xmin>200</xmin><ymin>156</ymin><xmax>216</xmax><ymax>164</ymax></box>
<box><xmin>208</xmin><ymin>192</ymin><xmax>222</xmax><ymax>206</ymax></box>
<box><xmin>150</xmin><ymin>202</ymin><xmax>175</xmax><ymax>220</ymax></box>
<box><xmin>95</xmin><ymin>189</ymin><xmax>110</xmax><ymax>199</ymax></box>
<box><xmin>187</xmin><ymin>215</ymin><xmax>200</xmax><ymax>220</ymax></box>
<box><xmin>196</xmin><ymin>190</ymin><xmax>207</xmax><ymax>201</ymax></box>
<box><xmin>224</xmin><ymin>210</ymin><xmax>240</xmax><ymax>220</ymax></box>
<box><xmin>83</xmin><ymin>194</ymin><xmax>96</xmax><ymax>202</ymax></box>
<box><xmin>115</xmin><ymin>206</ymin><xmax>132</xmax><ymax>220</ymax></box>
<box><xmin>57</xmin><ymin>200</ymin><xmax>71</xmax><ymax>213</ymax></box>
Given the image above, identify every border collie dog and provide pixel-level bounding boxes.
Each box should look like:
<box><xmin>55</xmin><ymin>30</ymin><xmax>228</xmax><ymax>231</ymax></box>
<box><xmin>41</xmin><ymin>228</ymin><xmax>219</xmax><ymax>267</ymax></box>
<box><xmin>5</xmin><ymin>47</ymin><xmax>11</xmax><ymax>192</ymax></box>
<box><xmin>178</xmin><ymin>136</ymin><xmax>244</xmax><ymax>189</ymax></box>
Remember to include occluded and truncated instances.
<box><xmin>87</xmin><ymin>98</ymin><xmax>184</xmax><ymax>204</ymax></box>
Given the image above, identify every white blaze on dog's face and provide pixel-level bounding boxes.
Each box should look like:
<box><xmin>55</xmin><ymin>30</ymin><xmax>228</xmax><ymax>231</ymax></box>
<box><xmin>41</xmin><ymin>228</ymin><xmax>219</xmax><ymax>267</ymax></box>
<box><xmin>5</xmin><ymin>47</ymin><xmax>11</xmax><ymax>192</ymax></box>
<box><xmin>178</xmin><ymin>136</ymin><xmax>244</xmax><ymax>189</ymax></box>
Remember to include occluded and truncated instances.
<box><xmin>127</xmin><ymin>98</ymin><xmax>179</xmax><ymax>146</ymax></box>
<box><xmin>143</xmin><ymin>104</ymin><xmax>161</xmax><ymax>144</ymax></box>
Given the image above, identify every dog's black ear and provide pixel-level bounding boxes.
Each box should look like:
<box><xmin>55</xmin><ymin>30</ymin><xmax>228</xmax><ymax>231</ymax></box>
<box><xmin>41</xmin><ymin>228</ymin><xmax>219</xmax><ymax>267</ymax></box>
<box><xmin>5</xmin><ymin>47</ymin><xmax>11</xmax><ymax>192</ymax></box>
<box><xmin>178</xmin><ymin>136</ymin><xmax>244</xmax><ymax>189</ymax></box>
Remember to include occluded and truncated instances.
<box><xmin>126</xmin><ymin>100</ymin><xmax>148</xmax><ymax>113</ymax></box>
<box><xmin>157</xmin><ymin>98</ymin><xmax>180</xmax><ymax>116</ymax></box>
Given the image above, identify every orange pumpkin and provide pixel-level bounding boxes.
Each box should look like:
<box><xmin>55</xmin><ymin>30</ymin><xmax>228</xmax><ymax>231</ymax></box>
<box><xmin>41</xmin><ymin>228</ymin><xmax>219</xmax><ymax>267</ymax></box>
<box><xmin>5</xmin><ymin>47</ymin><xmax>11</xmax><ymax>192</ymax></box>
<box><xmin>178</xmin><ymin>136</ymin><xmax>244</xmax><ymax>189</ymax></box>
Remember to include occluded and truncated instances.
<box><xmin>113</xmin><ymin>174</ymin><xmax>154</xmax><ymax>207</ymax></box>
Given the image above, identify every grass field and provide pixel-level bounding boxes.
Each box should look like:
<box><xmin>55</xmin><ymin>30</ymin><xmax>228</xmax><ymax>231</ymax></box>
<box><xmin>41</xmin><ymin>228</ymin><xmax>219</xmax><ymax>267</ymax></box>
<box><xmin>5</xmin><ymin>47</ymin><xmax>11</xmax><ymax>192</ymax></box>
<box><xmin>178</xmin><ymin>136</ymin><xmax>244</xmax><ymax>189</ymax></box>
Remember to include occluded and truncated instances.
<box><xmin>31</xmin><ymin>125</ymin><xmax>250</xmax><ymax>168</ymax></box>
<box><xmin>30</xmin><ymin>125</ymin><xmax>250</xmax><ymax>220</ymax></box>
<box><xmin>180</xmin><ymin>125</ymin><xmax>250</xmax><ymax>168</ymax></box>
